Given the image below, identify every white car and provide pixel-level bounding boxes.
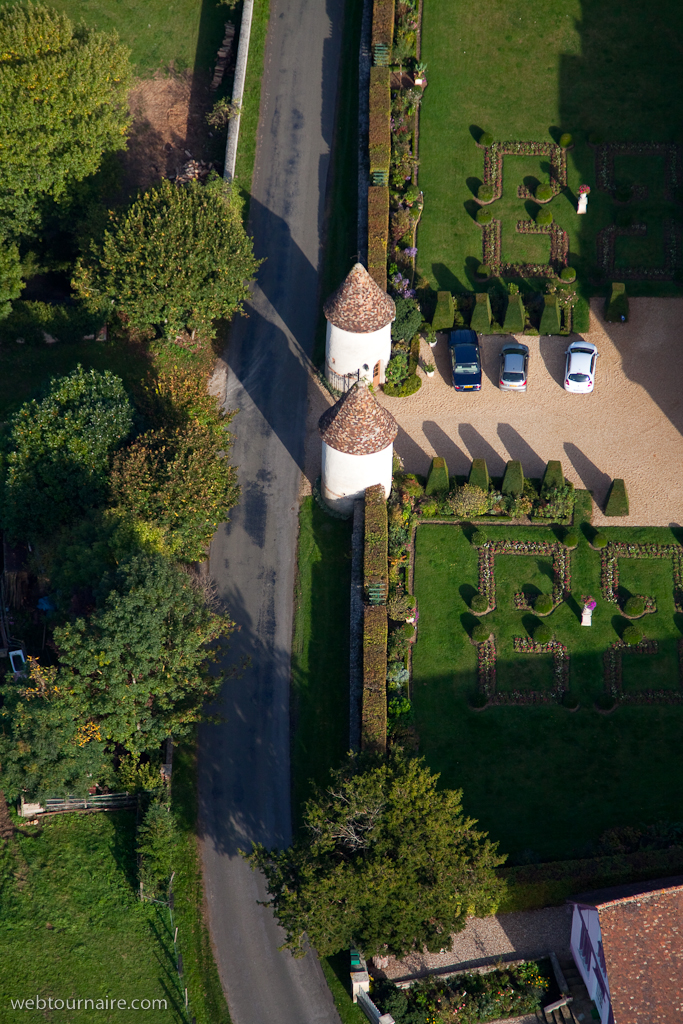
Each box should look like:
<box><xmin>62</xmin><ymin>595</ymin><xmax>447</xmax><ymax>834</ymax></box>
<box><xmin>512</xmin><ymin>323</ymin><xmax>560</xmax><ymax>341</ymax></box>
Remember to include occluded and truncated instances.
<box><xmin>564</xmin><ymin>341</ymin><xmax>598</xmax><ymax>393</ymax></box>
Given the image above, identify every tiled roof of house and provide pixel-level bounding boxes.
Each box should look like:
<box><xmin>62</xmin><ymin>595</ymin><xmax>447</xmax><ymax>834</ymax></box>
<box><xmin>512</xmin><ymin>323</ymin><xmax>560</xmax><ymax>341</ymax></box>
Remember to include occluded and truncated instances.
<box><xmin>323</xmin><ymin>263</ymin><xmax>396</xmax><ymax>333</ymax></box>
<box><xmin>318</xmin><ymin>383</ymin><xmax>398</xmax><ymax>455</ymax></box>
<box><xmin>569</xmin><ymin>876</ymin><xmax>683</xmax><ymax>1024</ymax></box>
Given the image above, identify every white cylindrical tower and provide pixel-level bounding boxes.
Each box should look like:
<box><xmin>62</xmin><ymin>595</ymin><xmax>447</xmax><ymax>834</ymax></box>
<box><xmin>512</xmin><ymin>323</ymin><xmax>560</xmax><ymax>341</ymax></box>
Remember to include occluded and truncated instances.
<box><xmin>318</xmin><ymin>383</ymin><xmax>398</xmax><ymax>515</ymax></box>
<box><xmin>323</xmin><ymin>263</ymin><xmax>395</xmax><ymax>387</ymax></box>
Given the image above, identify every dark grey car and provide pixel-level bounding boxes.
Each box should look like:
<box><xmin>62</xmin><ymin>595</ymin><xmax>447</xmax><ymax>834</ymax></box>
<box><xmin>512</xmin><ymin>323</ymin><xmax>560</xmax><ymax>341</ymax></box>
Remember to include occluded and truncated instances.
<box><xmin>498</xmin><ymin>342</ymin><xmax>529</xmax><ymax>392</ymax></box>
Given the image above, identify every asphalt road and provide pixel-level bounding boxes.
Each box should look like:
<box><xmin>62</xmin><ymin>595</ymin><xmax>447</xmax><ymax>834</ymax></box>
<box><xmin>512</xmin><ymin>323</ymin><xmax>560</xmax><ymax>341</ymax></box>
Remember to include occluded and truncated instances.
<box><xmin>197</xmin><ymin>0</ymin><xmax>345</xmax><ymax>1021</ymax></box>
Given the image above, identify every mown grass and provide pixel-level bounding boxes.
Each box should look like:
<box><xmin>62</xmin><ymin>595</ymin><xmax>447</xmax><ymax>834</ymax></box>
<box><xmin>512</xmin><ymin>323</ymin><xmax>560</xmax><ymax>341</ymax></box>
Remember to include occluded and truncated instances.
<box><xmin>321</xmin><ymin>954</ymin><xmax>368</xmax><ymax>1024</ymax></box>
<box><xmin>417</xmin><ymin>0</ymin><xmax>683</xmax><ymax>298</ymax></box>
<box><xmin>233</xmin><ymin>0</ymin><xmax>271</xmax><ymax>207</ymax></box>
<box><xmin>412</xmin><ymin>522</ymin><xmax>683</xmax><ymax>862</ymax></box>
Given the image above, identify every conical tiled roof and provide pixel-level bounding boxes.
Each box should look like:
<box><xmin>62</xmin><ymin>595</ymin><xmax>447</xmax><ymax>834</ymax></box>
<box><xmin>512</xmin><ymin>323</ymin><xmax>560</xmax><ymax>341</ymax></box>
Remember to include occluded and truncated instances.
<box><xmin>323</xmin><ymin>263</ymin><xmax>396</xmax><ymax>333</ymax></box>
<box><xmin>318</xmin><ymin>383</ymin><xmax>398</xmax><ymax>455</ymax></box>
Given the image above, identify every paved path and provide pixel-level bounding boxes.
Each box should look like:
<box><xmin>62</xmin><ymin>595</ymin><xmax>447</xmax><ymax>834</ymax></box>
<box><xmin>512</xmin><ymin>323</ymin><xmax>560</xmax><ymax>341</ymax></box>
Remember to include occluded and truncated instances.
<box><xmin>197</xmin><ymin>0</ymin><xmax>345</xmax><ymax>1021</ymax></box>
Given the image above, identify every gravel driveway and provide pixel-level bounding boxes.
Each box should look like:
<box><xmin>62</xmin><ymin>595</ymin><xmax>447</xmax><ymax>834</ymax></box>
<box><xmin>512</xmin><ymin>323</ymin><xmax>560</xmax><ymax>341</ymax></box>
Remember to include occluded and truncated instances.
<box><xmin>305</xmin><ymin>298</ymin><xmax>683</xmax><ymax>525</ymax></box>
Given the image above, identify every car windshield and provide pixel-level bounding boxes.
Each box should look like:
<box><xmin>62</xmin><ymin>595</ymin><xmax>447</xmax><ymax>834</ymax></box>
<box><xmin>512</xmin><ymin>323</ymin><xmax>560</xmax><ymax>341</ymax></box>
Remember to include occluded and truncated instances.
<box><xmin>456</xmin><ymin>363</ymin><xmax>479</xmax><ymax>374</ymax></box>
<box><xmin>568</xmin><ymin>373</ymin><xmax>590</xmax><ymax>382</ymax></box>
<box><xmin>503</xmin><ymin>372</ymin><xmax>524</xmax><ymax>382</ymax></box>
<box><xmin>571</xmin><ymin>348</ymin><xmax>594</xmax><ymax>356</ymax></box>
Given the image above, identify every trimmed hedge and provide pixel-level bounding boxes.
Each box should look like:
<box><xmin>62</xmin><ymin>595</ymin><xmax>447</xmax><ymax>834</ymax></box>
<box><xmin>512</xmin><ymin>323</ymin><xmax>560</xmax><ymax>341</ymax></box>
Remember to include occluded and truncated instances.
<box><xmin>573</xmin><ymin>297</ymin><xmax>590</xmax><ymax>333</ymax></box>
<box><xmin>470</xmin><ymin>292</ymin><xmax>491</xmax><ymax>333</ymax></box>
<box><xmin>432</xmin><ymin>290</ymin><xmax>454</xmax><ymax>331</ymax></box>
<box><xmin>534</xmin><ymin>594</ymin><xmax>554</xmax><ymax>615</ymax></box>
<box><xmin>542</xmin><ymin>460</ymin><xmax>564</xmax><ymax>494</ymax></box>
<box><xmin>367</xmin><ymin>186</ymin><xmax>389</xmax><ymax>290</ymax></box>
<box><xmin>503</xmin><ymin>293</ymin><xmax>525</xmax><ymax>333</ymax></box>
<box><xmin>468</xmin><ymin>458</ymin><xmax>490</xmax><ymax>492</ymax></box>
<box><xmin>605</xmin><ymin>282</ymin><xmax>629</xmax><ymax>323</ymax></box>
<box><xmin>536</xmin><ymin>208</ymin><xmax>553</xmax><ymax>226</ymax></box>
<box><xmin>534</xmin><ymin>623</ymin><xmax>552</xmax><ymax>643</ymax></box>
<box><xmin>502</xmin><ymin>460</ymin><xmax>524</xmax><ymax>497</ymax></box>
<box><xmin>623</xmin><ymin>624</ymin><xmax>643</xmax><ymax>645</ymax></box>
<box><xmin>364</xmin><ymin>483</ymin><xmax>388</xmax><ymax>599</ymax></box>
<box><xmin>560</xmin><ymin>267</ymin><xmax>576</xmax><ymax>283</ymax></box>
<box><xmin>371</xmin><ymin>0</ymin><xmax>395</xmax><ymax>49</ymax></box>
<box><xmin>362</xmin><ymin>604</ymin><xmax>388</xmax><ymax>753</ymax></box>
<box><xmin>383</xmin><ymin>373</ymin><xmax>422</xmax><ymax>397</ymax></box>
<box><xmin>369</xmin><ymin>67</ymin><xmax>391</xmax><ymax>176</ymax></box>
<box><xmin>539</xmin><ymin>294</ymin><xmax>561</xmax><ymax>335</ymax></box>
<box><xmin>605</xmin><ymin>478</ymin><xmax>629</xmax><ymax>517</ymax></box>
<box><xmin>426</xmin><ymin>456</ymin><xmax>449</xmax><ymax>496</ymax></box>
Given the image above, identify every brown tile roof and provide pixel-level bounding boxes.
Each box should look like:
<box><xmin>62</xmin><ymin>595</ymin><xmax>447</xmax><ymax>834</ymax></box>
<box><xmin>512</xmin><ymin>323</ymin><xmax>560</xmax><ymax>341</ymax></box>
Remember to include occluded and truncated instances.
<box><xmin>569</xmin><ymin>876</ymin><xmax>683</xmax><ymax>1024</ymax></box>
<box><xmin>323</xmin><ymin>263</ymin><xmax>396</xmax><ymax>333</ymax></box>
<box><xmin>318</xmin><ymin>383</ymin><xmax>398</xmax><ymax>455</ymax></box>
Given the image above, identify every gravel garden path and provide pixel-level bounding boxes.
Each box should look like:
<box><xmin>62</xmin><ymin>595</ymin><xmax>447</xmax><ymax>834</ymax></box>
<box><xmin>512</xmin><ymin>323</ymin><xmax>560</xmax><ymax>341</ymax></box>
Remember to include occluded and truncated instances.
<box><xmin>304</xmin><ymin>298</ymin><xmax>683</xmax><ymax>525</ymax></box>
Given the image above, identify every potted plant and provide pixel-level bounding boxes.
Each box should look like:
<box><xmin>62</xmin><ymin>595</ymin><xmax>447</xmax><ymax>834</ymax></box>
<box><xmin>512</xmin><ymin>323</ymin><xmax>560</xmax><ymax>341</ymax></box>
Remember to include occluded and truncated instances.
<box><xmin>414</xmin><ymin>61</ymin><xmax>427</xmax><ymax>87</ymax></box>
<box><xmin>423</xmin><ymin>361</ymin><xmax>435</xmax><ymax>378</ymax></box>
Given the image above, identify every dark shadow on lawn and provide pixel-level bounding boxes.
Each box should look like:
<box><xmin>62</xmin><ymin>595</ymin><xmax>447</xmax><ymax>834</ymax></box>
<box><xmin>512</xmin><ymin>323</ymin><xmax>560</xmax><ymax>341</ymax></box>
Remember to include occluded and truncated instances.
<box><xmin>432</xmin><ymin>262</ymin><xmax>461</xmax><ymax>293</ymax></box>
<box><xmin>466</xmin><ymin>176</ymin><xmax>483</xmax><ymax>197</ymax></box>
<box><xmin>564</xmin><ymin>442</ymin><xmax>611</xmax><ymax>510</ymax></box>
<box><xmin>459</xmin><ymin>582</ymin><xmax>478</xmax><ymax>606</ymax></box>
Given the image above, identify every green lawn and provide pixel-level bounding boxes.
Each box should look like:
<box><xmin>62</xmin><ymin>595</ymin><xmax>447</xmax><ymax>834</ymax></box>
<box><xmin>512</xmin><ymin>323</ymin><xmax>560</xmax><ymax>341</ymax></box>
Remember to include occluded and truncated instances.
<box><xmin>417</xmin><ymin>0</ymin><xmax>683</xmax><ymax>297</ymax></box>
<box><xmin>412</xmin><ymin>523</ymin><xmax>683</xmax><ymax>862</ymax></box>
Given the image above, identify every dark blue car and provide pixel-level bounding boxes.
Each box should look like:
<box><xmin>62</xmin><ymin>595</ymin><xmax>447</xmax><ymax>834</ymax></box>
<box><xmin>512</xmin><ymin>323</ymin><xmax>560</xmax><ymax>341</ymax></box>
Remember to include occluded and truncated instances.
<box><xmin>449</xmin><ymin>329</ymin><xmax>482</xmax><ymax>391</ymax></box>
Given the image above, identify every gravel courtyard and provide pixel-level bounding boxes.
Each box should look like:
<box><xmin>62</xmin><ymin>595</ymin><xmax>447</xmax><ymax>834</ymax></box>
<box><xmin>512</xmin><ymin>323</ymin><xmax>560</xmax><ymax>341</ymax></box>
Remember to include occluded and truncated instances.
<box><xmin>305</xmin><ymin>298</ymin><xmax>683</xmax><ymax>525</ymax></box>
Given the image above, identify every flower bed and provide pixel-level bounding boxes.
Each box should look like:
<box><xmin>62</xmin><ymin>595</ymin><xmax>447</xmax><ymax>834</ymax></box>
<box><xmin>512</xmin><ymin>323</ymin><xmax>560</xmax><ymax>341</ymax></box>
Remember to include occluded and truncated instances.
<box><xmin>479</xmin><ymin>219</ymin><xmax>568</xmax><ymax>279</ymax></box>
<box><xmin>476</xmin><ymin>540</ymin><xmax>571</xmax><ymax>611</ymax></box>
<box><xmin>474</xmin><ymin>634</ymin><xmax>569</xmax><ymax>705</ymax></box>
<box><xmin>600</xmin><ymin>542</ymin><xmax>683</xmax><ymax>610</ymax></box>
<box><xmin>594</xmin><ymin>142</ymin><xmax>682</xmax><ymax>201</ymax></box>
<box><xmin>596</xmin><ymin>221</ymin><xmax>680</xmax><ymax>282</ymax></box>
<box><xmin>603</xmin><ymin>638</ymin><xmax>683</xmax><ymax>705</ymax></box>
<box><xmin>481</xmin><ymin>140</ymin><xmax>568</xmax><ymax>202</ymax></box>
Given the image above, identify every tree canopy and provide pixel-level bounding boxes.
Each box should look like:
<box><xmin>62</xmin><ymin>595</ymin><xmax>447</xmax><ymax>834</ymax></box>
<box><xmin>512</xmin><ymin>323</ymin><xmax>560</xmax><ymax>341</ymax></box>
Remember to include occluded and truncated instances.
<box><xmin>74</xmin><ymin>176</ymin><xmax>261</xmax><ymax>339</ymax></box>
<box><xmin>249</xmin><ymin>752</ymin><xmax>506</xmax><ymax>958</ymax></box>
<box><xmin>0</xmin><ymin>3</ymin><xmax>132</xmax><ymax>239</ymax></box>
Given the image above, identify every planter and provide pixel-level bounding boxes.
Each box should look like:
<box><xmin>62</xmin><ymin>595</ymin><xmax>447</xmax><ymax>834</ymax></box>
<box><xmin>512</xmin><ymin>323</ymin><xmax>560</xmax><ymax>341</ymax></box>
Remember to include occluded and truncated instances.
<box><xmin>429</xmin><ymin>338</ymin><xmax>438</xmax><ymax>348</ymax></box>
<box><xmin>425</xmin><ymin>369</ymin><xmax>435</xmax><ymax>378</ymax></box>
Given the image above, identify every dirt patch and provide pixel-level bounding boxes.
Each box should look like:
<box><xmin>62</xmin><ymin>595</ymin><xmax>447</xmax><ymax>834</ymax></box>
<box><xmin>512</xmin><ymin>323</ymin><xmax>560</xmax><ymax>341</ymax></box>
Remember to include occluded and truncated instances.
<box><xmin>119</xmin><ymin>70</ymin><xmax>221</xmax><ymax>195</ymax></box>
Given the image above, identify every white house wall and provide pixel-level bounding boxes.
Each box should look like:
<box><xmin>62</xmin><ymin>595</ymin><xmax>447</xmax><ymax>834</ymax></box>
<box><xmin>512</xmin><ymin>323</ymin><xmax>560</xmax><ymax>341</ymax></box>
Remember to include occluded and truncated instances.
<box><xmin>325</xmin><ymin>321</ymin><xmax>391</xmax><ymax>383</ymax></box>
<box><xmin>570</xmin><ymin>905</ymin><xmax>611</xmax><ymax>1024</ymax></box>
<box><xmin>321</xmin><ymin>443</ymin><xmax>393</xmax><ymax>514</ymax></box>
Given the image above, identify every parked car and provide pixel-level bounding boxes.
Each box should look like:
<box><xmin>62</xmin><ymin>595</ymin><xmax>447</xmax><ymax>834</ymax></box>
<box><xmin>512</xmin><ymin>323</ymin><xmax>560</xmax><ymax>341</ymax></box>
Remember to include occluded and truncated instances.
<box><xmin>449</xmin><ymin>329</ymin><xmax>482</xmax><ymax>391</ymax></box>
<box><xmin>564</xmin><ymin>341</ymin><xmax>598</xmax><ymax>393</ymax></box>
<box><xmin>499</xmin><ymin>342</ymin><xmax>529</xmax><ymax>392</ymax></box>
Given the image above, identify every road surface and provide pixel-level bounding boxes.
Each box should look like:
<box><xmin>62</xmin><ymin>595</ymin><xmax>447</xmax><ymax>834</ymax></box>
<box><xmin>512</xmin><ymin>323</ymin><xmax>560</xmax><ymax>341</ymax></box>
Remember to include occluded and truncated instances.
<box><xmin>198</xmin><ymin>0</ymin><xmax>345</xmax><ymax>1020</ymax></box>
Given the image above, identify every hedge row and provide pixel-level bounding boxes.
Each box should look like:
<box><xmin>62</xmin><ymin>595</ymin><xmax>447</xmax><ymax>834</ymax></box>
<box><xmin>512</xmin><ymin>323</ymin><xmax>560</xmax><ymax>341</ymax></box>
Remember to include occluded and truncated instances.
<box><xmin>605</xmin><ymin>478</ymin><xmax>629</xmax><ymax>516</ymax></box>
<box><xmin>426</xmin><ymin>456</ymin><xmax>449</xmax><ymax>495</ymax></box>
<box><xmin>469</xmin><ymin>458</ymin><xmax>490</xmax><ymax>491</ymax></box>
<box><xmin>470</xmin><ymin>291</ymin><xmax>491</xmax><ymax>333</ymax></box>
<box><xmin>539</xmin><ymin>293</ymin><xmax>561</xmax><ymax>335</ymax></box>
<box><xmin>503</xmin><ymin>293</ymin><xmax>525</xmax><ymax>333</ymax></box>
<box><xmin>371</xmin><ymin>0</ymin><xmax>395</xmax><ymax>50</ymax></box>
<box><xmin>368</xmin><ymin>67</ymin><xmax>391</xmax><ymax>177</ymax></box>
<box><xmin>542</xmin><ymin>460</ymin><xmax>564</xmax><ymax>493</ymax></box>
<box><xmin>362</xmin><ymin>604</ymin><xmax>388</xmax><ymax>752</ymax></box>
<box><xmin>367</xmin><ymin>186</ymin><xmax>389</xmax><ymax>290</ymax></box>
<box><xmin>432</xmin><ymin>291</ymin><xmax>454</xmax><ymax>331</ymax></box>
<box><xmin>364</xmin><ymin>483</ymin><xmax>389</xmax><ymax>597</ymax></box>
<box><xmin>499</xmin><ymin>846</ymin><xmax>683</xmax><ymax>913</ymax></box>
<box><xmin>502</xmin><ymin>460</ymin><xmax>524</xmax><ymax>497</ymax></box>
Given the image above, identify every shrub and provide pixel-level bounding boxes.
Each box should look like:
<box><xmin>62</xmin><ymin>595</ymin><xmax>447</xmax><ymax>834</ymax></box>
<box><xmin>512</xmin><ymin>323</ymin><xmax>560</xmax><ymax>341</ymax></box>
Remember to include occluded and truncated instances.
<box><xmin>468</xmin><ymin>458</ymin><xmax>490</xmax><ymax>492</ymax></box>
<box><xmin>470</xmin><ymin>292</ymin><xmax>492</xmax><ymax>333</ymax></box>
<box><xmin>502</xmin><ymin>460</ymin><xmax>524</xmax><ymax>497</ymax></box>
<box><xmin>503</xmin><ymin>293</ymin><xmax>525</xmax><ymax>333</ymax></box>
<box><xmin>559</xmin><ymin>133</ymin><xmax>573</xmax><ymax>148</ymax></box>
<box><xmin>615</xmin><ymin>184</ymin><xmax>633</xmax><ymax>203</ymax></box>
<box><xmin>472</xmin><ymin>623</ymin><xmax>490</xmax><ymax>643</ymax></box>
<box><xmin>387</xmin><ymin>592</ymin><xmax>415</xmax><ymax>620</ymax></box>
<box><xmin>477</xmin><ymin>184</ymin><xmax>494</xmax><ymax>202</ymax></box>
<box><xmin>536</xmin><ymin>208</ymin><xmax>553</xmax><ymax>226</ymax></box>
<box><xmin>534</xmin><ymin>623</ymin><xmax>552</xmax><ymax>644</ymax></box>
<box><xmin>386</xmin><ymin>661</ymin><xmax>410</xmax><ymax>686</ymax></box>
<box><xmin>478</xmin><ymin>132</ymin><xmax>494</xmax><ymax>147</ymax></box>
<box><xmin>504</xmin><ymin>492</ymin><xmax>533</xmax><ymax>516</ymax></box>
<box><xmin>470</xmin><ymin>692</ymin><xmax>488</xmax><ymax>708</ymax></box>
<box><xmin>476</xmin><ymin>264</ymin><xmax>491</xmax><ymax>279</ymax></box>
<box><xmin>605</xmin><ymin>282</ymin><xmax>629</xmax><ymax>323</ymax></box>
<box><xmin>432</xmin><ymin>290</ymin><xmax>454</xmax><ymax>331</ymax></box>
<box><xmin>542</xmin><ymin>461</ymin><xmax>564</xmax><ymax>494</ymax></box>
<box><xmin>364</xmin><ymin>483</ymin><xmax>389</xmax><ymax>599</ymax></box>
<box><xmin>535</xmin><ymin>183</ymin><xmax>553</xmax><ymax>202</ymax></box>
<box><xmin>476</xmin><ymin>206</ymin><xmax>493</xmax><ymax>225</ymax></box>
<box><xmin>596</xmin><ymin>693</ymin><xmax>616</xmax><ymax>711</ymax></box>
<box><xmin>624</xmin><ymin>596</ymin><xmax>644</xmax><ymax>617</ymax></box>
<box><xmin>371</xmin><ymin>0</ymin><xmax>395</xmax><ymax>48</ymax></box>
<box><xmin>419</xmin><ymin>497</ymin><xmax>439</xmax><ymax>517</ymax></box>
<box><xmin>563</xmin><ymin>692</ymin><xmax>580</xmax><ymax>709</ymax></box>
<box><xmin>563</xmin><ymin>530</ymin><xmax>579</xmax><ymax>548</ymax></box>
<box><xmin>399</xmin><ymin>473</ymin><xmax>424</xmax><ymax>498</ymax></box>
<box><xmin>367</xmin><ymin>186</ymin><xmax>390</xmax><ymax>290</ymax></box>
<box><xmin>622</xmin><ymin>625</ymin><xmax>642</xmax><ymax>646</ymax></box>
<box><xmin>368</xmin><ymin>67</ymin><xmax>391</xmax><ymax>176</ymax></box>
<box><xmin>472</xmin><ymin>529</ymin><xmax>487</xmax><ymax>545</ymax></box>
<box><xmin>533</xmin><ymin>483</ymin><xmax>575</xmax><ymax>521</ymax></box>
<box><xmin>137</xmin><ymin>799</ymin><xmax>178</xmax><ymax>897</ymax></box>
<box><xmin>392</xmin><ymin>297</ymin><xmax>423</xmax><ymax>343</ymax></box>
<box><xmin>383</xmin><ymin>373</ymin><xmax>422</xmax><ymax>397</ymax></box>
<box><xmin>534</xmin><ymin>594</ymin><xmax>554</xmax><ymax>615</ymax></box>
<box><xmin>573</xmin><ymin>297</ymin><xmax>591</xmax><ymax>332</ymax></box>
<box><xmin>605</xmin><ymin>478</ymin><xmax>629</xmax><ymax>516</ymax></box>
<box><xmin>387</xmin><ymin>623</ymin><xmax>414</xmax><ymax>660</ymax></box>
<box><xmin>560</xmin><ymin>267</ymin><xmax>577</xmax><ymax>283</ymax></box>
<box><xmin>471</xmin><ymin>593</ymin><xmax>489</xmax><ymax>613</ymax></box>
<box><xmin>363</xmin><ymin>606</ymin><xmax>388</xmax><ymax>752</ymax></box>
<box><xmin>592</xmin><ymin>533</ymin><xmax>608</xmax><ymax>549</ymax></box>
<box><xmin>588</xmin><ymin>132</ymin><xmax>605</xmax><ymax>145</ymax></box>
<box><xmin>447</xmin><ymin>484</ymin><xmax>491</xmax><ymax>518</ymax></box>
<box><xmin>540</xmin><ymin>294</ymin><xmax>561</xmax><ymax>334</ymax></box>
<box><xmin>426</xmin><ymin>457</ymin><xmax>449</xmax><ymax>496</ymax></box>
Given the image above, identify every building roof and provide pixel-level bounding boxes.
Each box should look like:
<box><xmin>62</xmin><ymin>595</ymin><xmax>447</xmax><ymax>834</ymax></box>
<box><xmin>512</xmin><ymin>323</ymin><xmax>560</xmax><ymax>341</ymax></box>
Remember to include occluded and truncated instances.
<box><xmin>323</xmin><ymin>263</ymin><xmax>396</xmax><ymax>333</ymax></box>
<box><xmin>318</xmin><ymin>383</ymin><xmax>398</xmax><ymax>455</ymax></box>
<box><xmin>569</xmin><ymin>876</ymin><xmax>683</xmax><ymax>1024</ymax></box>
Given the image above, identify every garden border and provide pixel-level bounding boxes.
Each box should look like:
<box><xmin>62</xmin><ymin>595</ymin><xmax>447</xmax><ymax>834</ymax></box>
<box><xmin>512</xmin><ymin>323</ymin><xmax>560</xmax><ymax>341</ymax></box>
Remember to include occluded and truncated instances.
<box><xmin>603</xmin><ymin>638</ymin><xmax>683</xmax><ymax>705</ymax></box>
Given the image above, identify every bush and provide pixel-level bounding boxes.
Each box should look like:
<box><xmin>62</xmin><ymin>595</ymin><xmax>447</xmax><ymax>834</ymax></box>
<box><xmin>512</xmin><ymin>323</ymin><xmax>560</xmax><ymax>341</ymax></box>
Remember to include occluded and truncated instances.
<box><xmin>533</xmin><ymin>483</ymin><xmax>575</xmax><ymax>521</ymax></box>
<box><xmin>371</xmin><ymin>0</ymin><xmax>395</xmax><ymax>48</ymax></box>
<box><xmin>476</xmin><ymin>264</ymin><xmax>491</xmax><ymax>279</ymax></box>
<box><xmin>471</xmin><ymin>593</ymin><xmax>489</xmax><ymax>613</ymax></box>
<box><xmin>615</xmin><ymin>184</ymin><xmax>633</xmax><ymax>203</ymax></box>
<box><xmin>588</xmin><ymin>132</ymin><xmax>605</xmax><ymax>145</ymax></box>
<box><xmin>559</xmin><ymin>133</ymin><xmax>573</xmax><ymax>148</ymax></box>
<box><xmin>468</xmin><ymin>458</ymin><xmax>490</xmax><ymax>492</ymax></box>
<box><xmin>362</xmin><ymin>606</ymin><xmax>388</xmax><ymax>752</ymax></box>
<box><xmin>536</xmin><ymin>208</ymin><xmax>553</xmax><ymax>226</ymax></box>
<box><xmin>387</xmin><ymin>592</ymin><xmax>415</xmax><ymax>620</ymax></box>
<box><xmin>605</xmin><ymin>478</ymin><xmax>629</xmax><ymax>516</ymax></box>
<box><xmin>426</xmin><ymin>457</ymin><xmax>449</xmax><ymax>496</ymax></box>
<box><xmin>419</xmin><ymin>497</ymin><xmax>439</xmax><ymax>517</ymax></box>
<box><xmin>470</xmin><ymin>292</ymin><xmax>492</xmax><ymax>333</ymax></box>
<box><xmin>476</xmin><ymin>206</ymin><xmax>493</xmax><ymax>225</ymax></box>
<box><xmin>477</xmin><ymin>184</ymin><xmax>494</xmax><ymax>202</ymax></box>
<box><xmin>447</xmin><ymin>484</ymin><xmax>491</xmax><ymax>518</ymax></box>
<box><xmin>472</xmin><ymin>623</ymin><xmax>491</xmax><ymax>643</ymax></box>
<box><xmin>502</xmin><ymin>460</ymin><xmax>524</xmax><ymax>497</ymax></box>
<box><xmin>364</xmin><ymin>483</ymin><xmax>389</xmax><ymax>598</ymax></box>
<box><xmin>622</xmin><ymin>625</ymin><xmax>642</xmax><ymax>646</ymax></box>
<box><xmin>472</xmin><ymin>529</ymin><xmax>487</xmax><ymax>545</ymax></box>
<box><xmin>383</xmin><ymin>373</ymin><xmax>422</xmax><ymax>397</ymax></box>
<box><xmin>478</xmin><ymin>132</ymin><xmax>494</xmax><ymax>147</ymax></box>
<box><xmin>563</xmin><ymin>530</ymin><xmax>579</xmax><ymax>548</ymax></box>
<box><xmin>563</xmin><ymin>692</ymin><xmax>580</xmax><ymax>709</ymax></box>
<box><xmin>560</xmin><ymin>267</ymin><xmax>577</xmax><ymax>283</ymax></box>
<box><xmin>542</xmin><ymin>461</ymin><xmax>564</xmax><ymax>494</ymax></box>
<box><xmin>573</xmin><ymin>297</ymin><xmax>591</xmax><ymax>333</ymax></box>
<box><xmin>605</xmin><ymin>282</ymin><xmax>629</xmax><ymax>323</ymax></box>
<box><xmin>534</xmin><ymin>623</ymin><xmax>552</xmax><ymax>644</ymax></box>
<box><xmin>368</xmin><ymin>67</ymin><xmax>391</xmax><ymax>175</ymax></box>
<box><xmin>535</xmin><ymin>183</ymin><xmax>553</xmax><ymax>202</ymax></box>
<box><xmin>432</xmin><ymin>290</ymin><xmax>454</xmax><ymax>331</ymax></box>
<box><xmin>470</xmin><ymin>692</ymin><xmax>488</xmax><ymax>708</ymax></box>
<box><xmin>399</xmin><ymin>473</ymin><xmax>424</xmax><ymax>498</ymax></box>
<box><xmin>385</xmin><ymin>352</ymin><xmax>408</xmax><ymax>386</ymax></box>
<box><xmin>540</xmin><ymin>294</ymin><xmax>561</xmax><ymax>334</ymax></box>
<box><xmin>392</xmin><ymin>297</ymin><xmax>423</xmax><ymax>343</ymax></box>
<box><xmin>624</xmin><ymin>596</ymin><xmax>644</xmax><ymax>617</ymax></box>
<box><xmin>596</xmin><ymin>693</ymin><xmax>617</xmax><ymax>711</ymax></box>
<box><xmin>593</xmin><ymin>533</ymin><xmax>608</xmax><ymax>549</ymax></box>
<box><xmin>367</xmin><ymin>186</ymin><xmax>390</xmax><ymax>290</ymax></box>
<box><xmin>138</xmin><ymin>799</ymin><xmax>178</xmax><ymax>897</ymax></box>
<box><xmin>503</xmin><ymin>293</ymin><xmax>525</xmax><ymax>333</ymax></box>
<box><xmin>387</xmin><ymin>623</ymin><xmax>414</xmax><ymax>660</ymax></box>
<box><xmin>504</xmin><ymin>492</ymin><xmax>533</xmax><ymax>517</ymax></box>
<box><xmin>534</xmin><ymin>594</ymin><xmax>554</xmax><ymax>616</ymax></box>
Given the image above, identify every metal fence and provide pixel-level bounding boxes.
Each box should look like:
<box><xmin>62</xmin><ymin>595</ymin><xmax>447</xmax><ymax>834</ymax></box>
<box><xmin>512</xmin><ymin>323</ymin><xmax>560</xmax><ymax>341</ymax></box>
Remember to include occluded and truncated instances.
<box><xmin>325</xmin><ymin>366</ymin><xmax>362</xmax><ymax>393</ymax></box>
<box><xmin>44</xmin><ymin>793</ymin><xmax>137</xmax><ymax>813</ymax></box>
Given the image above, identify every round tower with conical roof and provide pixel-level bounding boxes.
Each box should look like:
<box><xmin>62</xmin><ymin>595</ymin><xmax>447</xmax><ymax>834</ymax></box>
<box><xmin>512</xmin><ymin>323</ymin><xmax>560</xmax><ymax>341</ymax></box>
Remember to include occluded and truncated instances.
<box><xmin>318</xmin><ymin>383</ymin><xmax>398</xmax><ymax>513</ymax></box>
<box><xmin>323</xmin><ymin>263</ymin><xmax>395</xmax><ymax>389</ymax></box>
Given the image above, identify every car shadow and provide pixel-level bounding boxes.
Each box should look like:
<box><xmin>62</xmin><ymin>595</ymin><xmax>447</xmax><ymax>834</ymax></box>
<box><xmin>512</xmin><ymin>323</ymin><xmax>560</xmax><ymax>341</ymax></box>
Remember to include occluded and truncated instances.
<box><xmin>480</xmin><ymin>335</ymin><xmax>508</xmax><ymax>387</ymax></box>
